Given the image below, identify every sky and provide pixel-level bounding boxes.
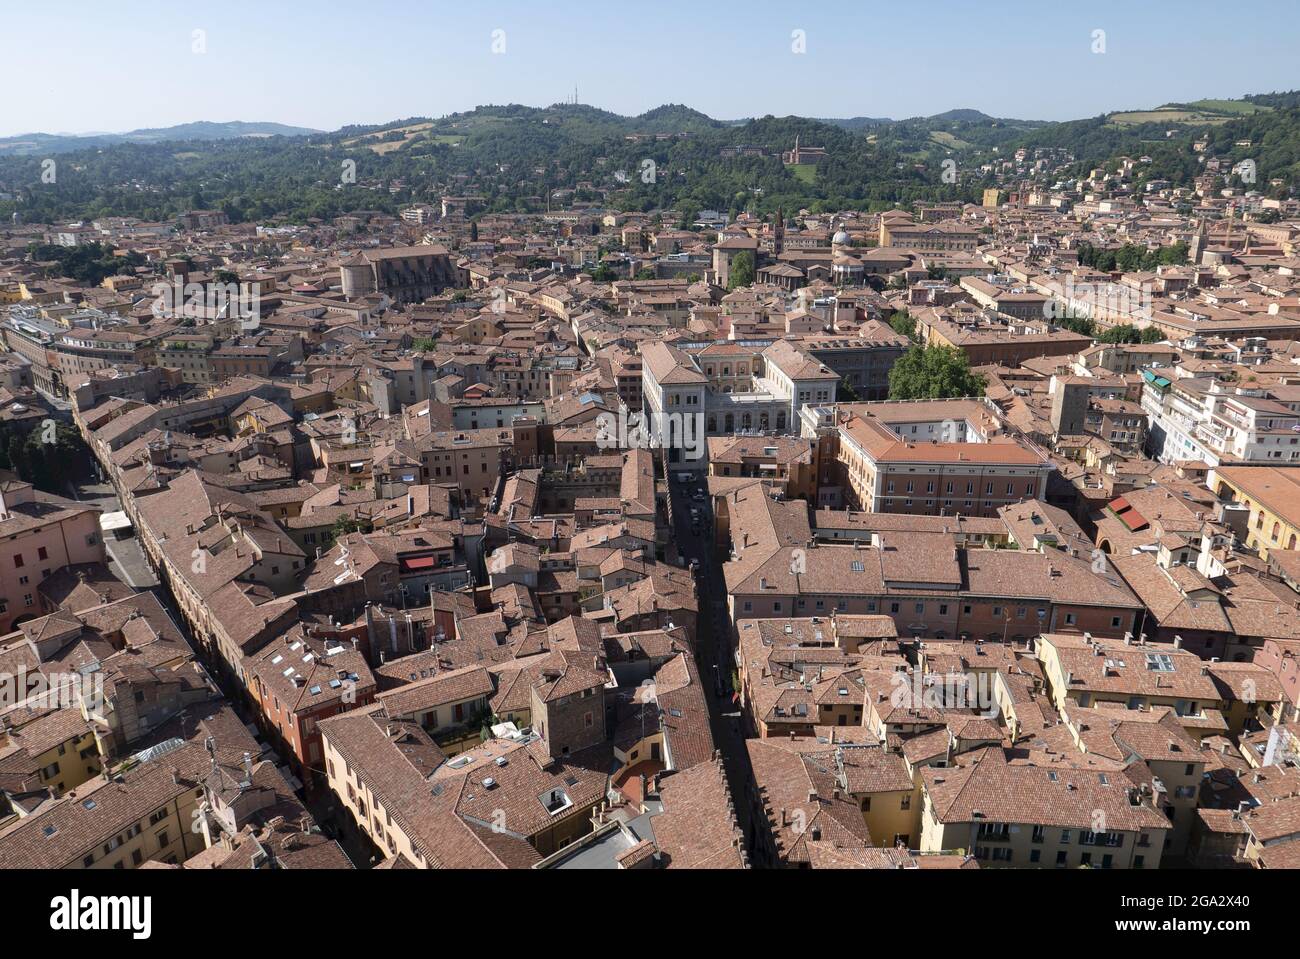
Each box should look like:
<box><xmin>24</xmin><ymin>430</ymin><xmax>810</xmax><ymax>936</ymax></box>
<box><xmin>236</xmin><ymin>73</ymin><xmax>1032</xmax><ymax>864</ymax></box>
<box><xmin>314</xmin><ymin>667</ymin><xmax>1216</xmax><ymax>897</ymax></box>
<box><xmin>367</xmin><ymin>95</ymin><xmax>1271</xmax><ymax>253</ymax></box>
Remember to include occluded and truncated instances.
<box><xmin>2</xmin><ymin>0</ymin><xmax>1298</xmax><ymax>137</ymax></box>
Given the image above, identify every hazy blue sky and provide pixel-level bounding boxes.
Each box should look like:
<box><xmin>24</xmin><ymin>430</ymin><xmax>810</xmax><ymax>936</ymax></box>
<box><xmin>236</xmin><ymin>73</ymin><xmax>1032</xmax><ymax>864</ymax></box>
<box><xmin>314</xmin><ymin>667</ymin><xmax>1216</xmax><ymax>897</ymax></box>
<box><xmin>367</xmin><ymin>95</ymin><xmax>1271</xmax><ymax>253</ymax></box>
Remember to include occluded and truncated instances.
<box><xmin>3</xmin><ymin>0</ymin><xmax>1297</xmax><ymax>136</ymax></box>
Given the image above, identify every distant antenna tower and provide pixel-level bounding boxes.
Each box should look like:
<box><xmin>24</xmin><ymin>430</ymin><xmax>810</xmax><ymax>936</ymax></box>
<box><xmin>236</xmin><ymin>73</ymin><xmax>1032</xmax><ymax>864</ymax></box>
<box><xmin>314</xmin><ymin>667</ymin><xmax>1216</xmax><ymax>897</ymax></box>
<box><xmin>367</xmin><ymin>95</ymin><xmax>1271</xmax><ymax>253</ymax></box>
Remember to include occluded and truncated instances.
<box><xmin>574</xmin><ymin>84</ymin><xmax>579</xmax><ymax>105</ymax></box>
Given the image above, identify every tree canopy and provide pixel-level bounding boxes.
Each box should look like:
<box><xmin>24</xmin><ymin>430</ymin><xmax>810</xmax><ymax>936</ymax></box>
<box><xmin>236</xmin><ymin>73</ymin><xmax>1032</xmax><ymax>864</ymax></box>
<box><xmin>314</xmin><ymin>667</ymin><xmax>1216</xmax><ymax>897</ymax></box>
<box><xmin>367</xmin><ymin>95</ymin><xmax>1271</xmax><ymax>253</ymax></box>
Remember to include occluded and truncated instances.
<box><xmin>727</xmin><ymin>251</ymin><xmax>756</xmax><ymax>290</ymax></box>
<box><xmin>1097</xmin><ymin>324</ymin><xmax>1166</xmax><ymax>344</ymax></box>
<box><xmin>888</xmin><ymin>345</ymin><xmax>986</xmax><ymax>400</ymax></box>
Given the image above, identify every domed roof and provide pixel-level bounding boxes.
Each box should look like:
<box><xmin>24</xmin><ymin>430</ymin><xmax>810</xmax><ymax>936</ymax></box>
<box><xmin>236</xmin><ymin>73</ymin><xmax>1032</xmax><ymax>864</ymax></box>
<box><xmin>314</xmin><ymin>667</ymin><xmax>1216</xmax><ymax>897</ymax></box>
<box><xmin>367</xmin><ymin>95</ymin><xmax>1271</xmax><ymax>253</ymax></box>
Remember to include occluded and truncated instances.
<box><xmin>832</xmin><ymin>229</ymin><xmax>852</xmax><ymax>245</ymax></box>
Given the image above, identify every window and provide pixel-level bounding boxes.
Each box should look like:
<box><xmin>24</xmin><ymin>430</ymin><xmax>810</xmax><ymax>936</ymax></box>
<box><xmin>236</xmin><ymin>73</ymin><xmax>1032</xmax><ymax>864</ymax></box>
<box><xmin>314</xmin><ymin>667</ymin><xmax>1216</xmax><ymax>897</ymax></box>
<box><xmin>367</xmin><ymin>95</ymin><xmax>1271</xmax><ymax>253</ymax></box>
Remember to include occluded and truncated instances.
<box><xmin>976</xmin><ymin>822</ymin><xmax>1010</xmax><ymax>841</ymax></box>
<box><xmin>37</xmin><ymin>546</ymin><xmax>48</xmax><ymax>561</ymax></box>
<box><xmin>1145</xmin><ymin>652</ymin><xmax>1175</xmax><ymax>672</ymax></box>
<box><xmin>12</xmin><ymin>554</ymin><xmax>22</xmax><ymax>568</ymax></box>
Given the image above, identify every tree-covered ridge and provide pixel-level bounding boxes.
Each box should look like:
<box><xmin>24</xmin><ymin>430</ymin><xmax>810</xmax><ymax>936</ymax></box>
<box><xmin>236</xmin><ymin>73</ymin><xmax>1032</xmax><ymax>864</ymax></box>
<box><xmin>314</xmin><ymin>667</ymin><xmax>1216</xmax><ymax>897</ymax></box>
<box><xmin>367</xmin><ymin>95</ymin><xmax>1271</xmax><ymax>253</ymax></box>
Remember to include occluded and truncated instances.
<box><xmin>0</xmin><ymin>110</ymin><xmax>982</xmax><ymax>224</ymax></box>
<box><xmin>0</xmin><ymin>94</ymin><xmax>1296</xmax><ymax>224</ymax></box>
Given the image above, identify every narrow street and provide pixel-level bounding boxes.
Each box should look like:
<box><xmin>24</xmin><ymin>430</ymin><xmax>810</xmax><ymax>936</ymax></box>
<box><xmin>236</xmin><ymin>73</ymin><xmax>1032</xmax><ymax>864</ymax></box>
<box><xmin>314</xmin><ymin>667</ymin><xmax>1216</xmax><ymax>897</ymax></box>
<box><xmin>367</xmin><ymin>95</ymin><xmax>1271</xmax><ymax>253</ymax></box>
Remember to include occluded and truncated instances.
<box><xmin>67</xmin><ymin>477</ymin><xmax>159</xmax><ymax>589</ymax></box>
<box><xmin>68</xmin><ymin>474</ymin><xmax>374</xmax><ymax>867</ymax></box>
<box><xmin>666</xmin><ymin>473</ymin><xmax>756</xmax><ymax>837</ymax></box>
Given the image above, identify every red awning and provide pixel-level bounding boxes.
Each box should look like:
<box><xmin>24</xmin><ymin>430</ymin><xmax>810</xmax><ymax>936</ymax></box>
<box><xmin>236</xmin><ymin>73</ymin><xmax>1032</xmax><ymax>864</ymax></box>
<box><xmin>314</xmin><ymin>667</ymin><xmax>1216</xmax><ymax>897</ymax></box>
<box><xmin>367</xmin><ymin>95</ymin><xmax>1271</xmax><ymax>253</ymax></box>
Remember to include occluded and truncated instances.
<box><xmin>400</xmin><ymin>555</ymin><xmax>437</xmax><ymax>572</ymax></box>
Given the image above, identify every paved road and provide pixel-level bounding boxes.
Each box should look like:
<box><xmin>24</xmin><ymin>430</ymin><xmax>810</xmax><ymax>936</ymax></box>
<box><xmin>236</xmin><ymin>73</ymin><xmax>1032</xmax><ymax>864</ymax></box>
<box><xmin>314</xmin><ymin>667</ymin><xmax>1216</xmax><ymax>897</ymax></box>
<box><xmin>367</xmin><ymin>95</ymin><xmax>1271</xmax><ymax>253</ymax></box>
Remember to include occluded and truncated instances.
<box><xmin>68</xmin><ymin>478</ymin><xmax>160</xmax><ymax>589</ymax></box>
<box><xmin>666</xmin><ymin>473</ymin><xmax>756</xmax><ymax>837</ymax></box>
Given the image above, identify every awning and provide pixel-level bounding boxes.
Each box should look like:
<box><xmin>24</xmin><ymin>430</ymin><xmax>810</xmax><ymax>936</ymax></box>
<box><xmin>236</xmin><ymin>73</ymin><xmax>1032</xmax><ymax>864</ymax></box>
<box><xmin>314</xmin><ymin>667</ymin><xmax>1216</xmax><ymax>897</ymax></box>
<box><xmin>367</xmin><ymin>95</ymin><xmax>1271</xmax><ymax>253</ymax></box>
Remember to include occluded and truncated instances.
<box><xmin>400</xmin><ymin>555</ymin><xmax>437</xmax><ymax>572</ymax></box>
<box><xmin>99</xmin><ymin>511</ymin><xmax>132</xmax><ymax>532</ymax></box>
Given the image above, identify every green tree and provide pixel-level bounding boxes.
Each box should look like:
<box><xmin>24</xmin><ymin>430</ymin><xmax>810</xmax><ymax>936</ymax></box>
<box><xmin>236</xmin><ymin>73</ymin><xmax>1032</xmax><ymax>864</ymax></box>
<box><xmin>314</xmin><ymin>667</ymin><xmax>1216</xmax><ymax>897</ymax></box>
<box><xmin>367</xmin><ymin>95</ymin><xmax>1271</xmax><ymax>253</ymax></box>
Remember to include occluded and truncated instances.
<box><xmin>887</xmin><ymin>309</ymin><xmax>916</xmax><ymax>340</ymax></box>
<box><xmin>888</xmin><ymin>345</ymin><xmax>986</xmax><ymax>400</ymax></box>
<box><xmin>1059</xmin><ymin>314</ymin><xmax>1096</xmax><ymax>337</ymax></box>
<box><xmin>329</xmin><ymin>514</ymin><xmax>374</xmax><ymax>547</ymax></box>
<box><xmin>728</xmin><ymin>251</ymin><xmax>756</xmax><ymax>290</ymax></box>
<box><xmin>1095</xmin><ymin>324</ymin><xmax>1163</xmax><ymax>344</ymax></box>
